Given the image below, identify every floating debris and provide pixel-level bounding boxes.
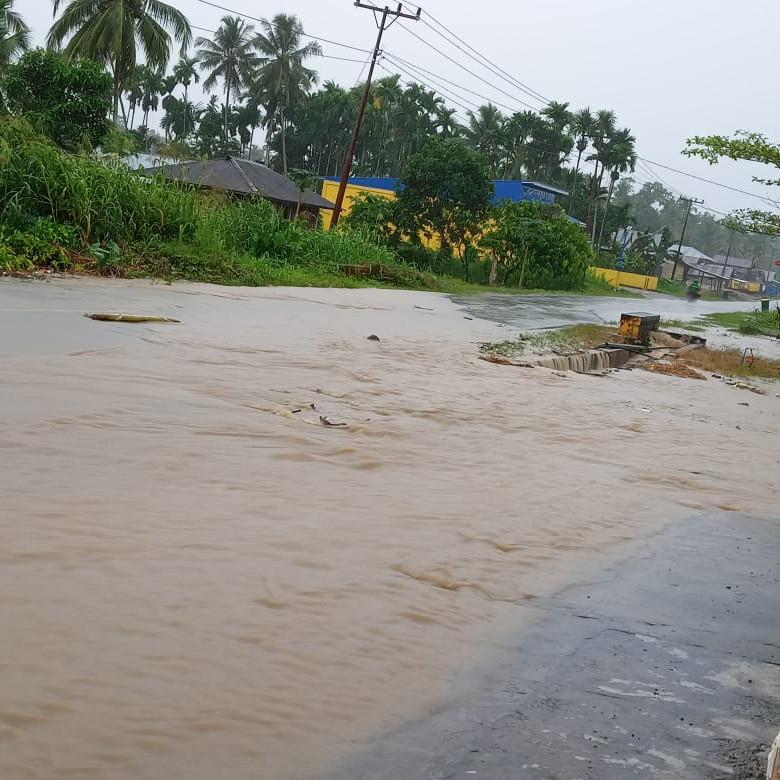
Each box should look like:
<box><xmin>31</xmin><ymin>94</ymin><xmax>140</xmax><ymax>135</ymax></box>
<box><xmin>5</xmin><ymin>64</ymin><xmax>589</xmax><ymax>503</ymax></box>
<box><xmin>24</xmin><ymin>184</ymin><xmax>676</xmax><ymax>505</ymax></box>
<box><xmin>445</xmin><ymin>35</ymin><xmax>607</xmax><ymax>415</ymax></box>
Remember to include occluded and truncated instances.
<box><xmin>367</xmin><ymin>334</ymin><xmax>380</xmax><ymax>341</ymax></box>
<box><xmin>319</xmin><ymin>416</ymin><xmax>348</xmax><ymax>428</ymax></box>
<box><xmin>479</xmin><ymin>354</ymin><xmax>535</xmax><ymax>368</ymax></box>
<box><xmin>85</xmin><ymin>313</ymin><xmax>180</xmax><ymax>323</ymax></box>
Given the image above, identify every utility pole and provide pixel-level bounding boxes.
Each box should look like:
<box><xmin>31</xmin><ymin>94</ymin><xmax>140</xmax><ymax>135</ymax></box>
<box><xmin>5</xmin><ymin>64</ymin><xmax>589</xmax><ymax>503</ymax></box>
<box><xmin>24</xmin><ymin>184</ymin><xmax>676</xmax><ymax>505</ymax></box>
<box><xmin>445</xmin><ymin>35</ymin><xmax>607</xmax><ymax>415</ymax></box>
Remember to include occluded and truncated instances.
<box><xmin>670</xmin><ymin>196</ymin><xmax>704</xmax><ymax>280</ymax></box>
<box><xmin>329</xmin><ymin>2</ymin><xmax>421</xmax><ymax>227</ymax></box>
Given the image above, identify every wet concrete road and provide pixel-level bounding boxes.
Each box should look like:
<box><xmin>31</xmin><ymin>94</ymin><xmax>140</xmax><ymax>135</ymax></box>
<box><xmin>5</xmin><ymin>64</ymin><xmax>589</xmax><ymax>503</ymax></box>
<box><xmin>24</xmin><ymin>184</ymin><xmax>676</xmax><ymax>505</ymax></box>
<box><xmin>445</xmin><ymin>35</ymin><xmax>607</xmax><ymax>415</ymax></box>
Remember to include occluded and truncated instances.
<box><xmin>324</xmin><ymin>512</ymin><xmax>780</xmax><ymax>779</ymax></box>
<box><xmin>453</xmin><ymin>292</ymin><xmax>757</xmax><ymax>331</ymax></box>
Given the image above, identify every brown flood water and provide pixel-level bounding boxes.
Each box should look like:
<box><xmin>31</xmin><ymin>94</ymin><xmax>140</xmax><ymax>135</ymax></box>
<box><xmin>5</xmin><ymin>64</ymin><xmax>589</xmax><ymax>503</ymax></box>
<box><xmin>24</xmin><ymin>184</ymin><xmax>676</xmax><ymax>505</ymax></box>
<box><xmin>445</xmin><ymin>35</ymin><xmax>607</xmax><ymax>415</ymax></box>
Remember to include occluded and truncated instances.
<box><xmin>1</xmin><ymin>280</ymin><xmax>779</xmax><ymax>779</ymax></box>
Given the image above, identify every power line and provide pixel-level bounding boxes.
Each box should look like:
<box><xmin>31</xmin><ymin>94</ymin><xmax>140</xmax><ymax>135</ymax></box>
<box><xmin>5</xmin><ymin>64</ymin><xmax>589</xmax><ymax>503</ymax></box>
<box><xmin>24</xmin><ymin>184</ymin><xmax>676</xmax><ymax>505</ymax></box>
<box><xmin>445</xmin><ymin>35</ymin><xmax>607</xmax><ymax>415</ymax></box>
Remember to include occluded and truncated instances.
<box><xmin>384</xmin><ymin>52</ymin><xmax>519</xmax><ymax>115</ymax></box>
<box><xmin>395</xmin><ymin>20</ymin><xmax>540</xmax><ymax>111</ymax></box>
<box><xmin>397</xmin><ymin>2</ymin><xmax>548</xmax><ymax>105</ymax></box>
<box><xmin>637</xmin><ymin>156</ymin><xmax>779</xmax><ymax>205</ymax></box>
<box><xmin>193</xmin><ymin>0</ymin><xmax>373</xmax><ymax>54</ymax></box>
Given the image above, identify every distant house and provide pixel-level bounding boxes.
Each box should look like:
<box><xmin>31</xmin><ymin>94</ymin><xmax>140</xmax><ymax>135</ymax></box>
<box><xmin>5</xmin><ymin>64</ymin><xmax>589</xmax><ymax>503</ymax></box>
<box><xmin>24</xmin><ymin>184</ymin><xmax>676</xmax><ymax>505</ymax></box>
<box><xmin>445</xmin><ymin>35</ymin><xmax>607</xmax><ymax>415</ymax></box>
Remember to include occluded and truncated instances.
<box><xmin>143</xmin><ymin>156</ymin><xmax>334</xmax><ymax>221</ymax></box>
<box><xmin>710</xmin><ymin>254</ymin><xmax>768</xmax><ymax>284</ymax></box>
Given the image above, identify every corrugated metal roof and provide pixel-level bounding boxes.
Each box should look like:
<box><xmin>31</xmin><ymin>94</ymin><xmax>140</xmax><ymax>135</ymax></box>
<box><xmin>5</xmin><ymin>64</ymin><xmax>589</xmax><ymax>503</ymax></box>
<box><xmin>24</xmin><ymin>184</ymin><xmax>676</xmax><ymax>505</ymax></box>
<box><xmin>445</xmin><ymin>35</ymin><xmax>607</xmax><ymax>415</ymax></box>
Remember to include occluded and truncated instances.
<box><xmin>711</xmin><ymin>254</ymin><xmax>753</xmax><ymax>269</ymax></box>
<box><xmin>145</xmin><ymin>157</ymin><xmax>334</xmax><ymax>209</ymax></box>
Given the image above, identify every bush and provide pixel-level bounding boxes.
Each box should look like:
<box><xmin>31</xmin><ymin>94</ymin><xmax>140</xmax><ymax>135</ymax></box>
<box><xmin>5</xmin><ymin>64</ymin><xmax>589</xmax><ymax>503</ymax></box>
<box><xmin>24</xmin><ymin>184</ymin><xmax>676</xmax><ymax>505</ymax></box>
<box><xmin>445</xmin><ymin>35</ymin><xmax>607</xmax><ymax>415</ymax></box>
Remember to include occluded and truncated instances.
<box><xmin>0</xmin><ymin>217</ymin><xmax>77</xmax><ymax>271</ymax></box>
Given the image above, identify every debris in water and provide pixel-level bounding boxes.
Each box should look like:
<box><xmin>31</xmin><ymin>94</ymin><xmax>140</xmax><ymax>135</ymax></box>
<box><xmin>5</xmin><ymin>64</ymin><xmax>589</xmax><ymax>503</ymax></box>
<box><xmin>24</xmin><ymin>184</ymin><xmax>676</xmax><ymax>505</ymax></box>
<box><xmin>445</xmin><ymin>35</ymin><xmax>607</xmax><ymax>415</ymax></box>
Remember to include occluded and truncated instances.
<box><xmin>726</xmin><ymin>380</ymin><xmax>765</xmax><ymax>395</ymax></box>
<box><xmin>85</xmin><ymin>313</ymin><xmax>180</xmax><ymax>323</ymax></box>
<box><xmin>319</xmin><ymin>416</ymin><xmax>348</xmax><ymax>428</ymax></box>
<box><xmin>367</xmin><ymin>334</ymin><xmax>381</xmax><ymax>341</ymax></box>
<box><xmin>479</xmin><ymin>354</ymin><xmax>535</xmax><ymax>368</ymax></box>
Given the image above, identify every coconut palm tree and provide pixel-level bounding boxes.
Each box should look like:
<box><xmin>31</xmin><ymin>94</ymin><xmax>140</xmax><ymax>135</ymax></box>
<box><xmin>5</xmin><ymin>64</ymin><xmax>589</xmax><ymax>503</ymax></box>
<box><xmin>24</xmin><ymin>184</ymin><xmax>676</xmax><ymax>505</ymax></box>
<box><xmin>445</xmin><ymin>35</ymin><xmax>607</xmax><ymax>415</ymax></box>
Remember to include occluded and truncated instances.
<box><xmin>196</xmin><ymin>15</ymin><xmax>258</xmax><ymax>145</ymax></box>
<box><xmin>173</xmin><ymin>55</ymin><xmax>199</xmax><ymax>101</ymax></box>
<box><xmin>0</xmin><ymin>0</ymin><xmax>30</xmax><ymax>75</ymax></box>
<box><xmin>252</xmin><ymin>13</ymin><xmax>322</xmax><ymax>176</ymax></box>
<box><xmin>596</xmin><ymin>128</ymin><xmax>637</xmax><ymax>249</ymax></box>
<box><xmin>47</xmin><ymin>0</ymin><xmax>191</xmax><ymax>124</ymax></box>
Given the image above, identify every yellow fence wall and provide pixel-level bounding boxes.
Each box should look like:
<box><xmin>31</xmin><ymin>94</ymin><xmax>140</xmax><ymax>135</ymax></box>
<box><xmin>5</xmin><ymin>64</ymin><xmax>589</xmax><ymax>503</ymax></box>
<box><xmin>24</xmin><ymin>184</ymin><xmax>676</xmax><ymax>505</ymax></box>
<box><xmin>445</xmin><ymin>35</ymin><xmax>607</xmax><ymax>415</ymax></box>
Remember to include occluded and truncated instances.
<box><xmin>729</xmin><ymin>279</ymin><xmax>761</xmax><ymax>293</ymax></box>
<box><xmin>589</xmin><ymin>266</ymin><xmax>659</xmax><ymax>291</ymax></box>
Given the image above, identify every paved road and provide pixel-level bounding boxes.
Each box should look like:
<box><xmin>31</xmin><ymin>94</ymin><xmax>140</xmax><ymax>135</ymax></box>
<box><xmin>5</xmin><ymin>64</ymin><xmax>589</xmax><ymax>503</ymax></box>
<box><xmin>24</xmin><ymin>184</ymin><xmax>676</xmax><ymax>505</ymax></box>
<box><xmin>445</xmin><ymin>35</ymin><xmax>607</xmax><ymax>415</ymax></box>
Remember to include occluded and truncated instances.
<box><xmin>323</xmin><ymin>512</ymin><xmax>780</xmax><ymax>779</ymax></box>
<box><xmin>453</xmin><ymin>292</ymin><xmax>757</xmax><ymax>331</ymax></box>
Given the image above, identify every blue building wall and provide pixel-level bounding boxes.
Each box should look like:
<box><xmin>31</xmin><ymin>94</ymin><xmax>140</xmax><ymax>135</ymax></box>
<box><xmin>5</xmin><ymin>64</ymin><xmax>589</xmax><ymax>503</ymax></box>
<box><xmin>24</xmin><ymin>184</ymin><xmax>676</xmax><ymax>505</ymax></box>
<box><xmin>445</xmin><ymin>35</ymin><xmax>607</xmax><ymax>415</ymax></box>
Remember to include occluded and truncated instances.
<box><xmin>322</xmin><ymin>177</ymin><xmax>565</xmax><ymax>206</ymax></box>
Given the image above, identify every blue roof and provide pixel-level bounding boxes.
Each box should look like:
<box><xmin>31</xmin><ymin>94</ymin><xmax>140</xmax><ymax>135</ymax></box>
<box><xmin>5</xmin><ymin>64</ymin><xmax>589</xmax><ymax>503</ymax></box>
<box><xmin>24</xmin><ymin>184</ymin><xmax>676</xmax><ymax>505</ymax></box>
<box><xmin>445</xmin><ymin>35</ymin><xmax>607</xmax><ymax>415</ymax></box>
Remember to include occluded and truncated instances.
<box><xmin>322</xmin><ymin>176</ymin><xmax>568</xmax><ymax>205</ymax></box>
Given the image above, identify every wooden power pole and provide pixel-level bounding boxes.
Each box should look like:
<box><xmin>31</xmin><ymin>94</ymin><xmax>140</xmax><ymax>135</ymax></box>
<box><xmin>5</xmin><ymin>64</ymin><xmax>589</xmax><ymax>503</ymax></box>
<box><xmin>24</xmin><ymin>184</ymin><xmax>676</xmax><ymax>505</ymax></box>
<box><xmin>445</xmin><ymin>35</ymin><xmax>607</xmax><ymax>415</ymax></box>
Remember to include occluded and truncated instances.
<box><xmin>329</xmin><ymin>2</ymin><xmax>421</xmax><ymax>227</ymax></box>
<box><xmin>670</xmin><ymin>196</ymin><xmax>704</xmax><ymax>280</ymax></box>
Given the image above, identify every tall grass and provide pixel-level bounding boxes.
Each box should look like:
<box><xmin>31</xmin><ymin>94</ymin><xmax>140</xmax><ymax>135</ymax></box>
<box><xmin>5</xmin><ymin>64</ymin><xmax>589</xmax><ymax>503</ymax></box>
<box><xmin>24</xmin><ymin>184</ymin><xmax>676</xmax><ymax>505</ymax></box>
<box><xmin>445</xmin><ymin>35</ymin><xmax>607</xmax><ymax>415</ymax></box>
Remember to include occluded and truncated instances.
<box><xmin>0</xmin><ymin>118</ymin><xmax>198</xmax><ymax>244</ymax></box>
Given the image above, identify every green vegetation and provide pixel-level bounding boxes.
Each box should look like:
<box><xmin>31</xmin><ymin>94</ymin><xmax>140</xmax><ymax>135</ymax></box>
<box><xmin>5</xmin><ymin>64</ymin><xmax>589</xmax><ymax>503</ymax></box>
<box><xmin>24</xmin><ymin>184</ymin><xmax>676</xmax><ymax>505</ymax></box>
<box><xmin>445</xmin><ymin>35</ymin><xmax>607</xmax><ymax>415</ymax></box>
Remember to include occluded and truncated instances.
<box><xmin>2</xmin><ymin>49</ymin><xmax>112</xmax><ymax>151</ymax></box>
<box><xmin>0</xmin><ymin>0</ymin><xmax>722</xmax><ymax>293</ymax></box>
<box><xmin>480</xmin><ymin>323</ymin><xmax>616</xmax><ymax>358</ymax></box>
<box><xmin>659</xmin><ymin>318</ymin><xmax>706</xmax><ymax>332</ymax></box>
<box><xmin>700</xmin><ymin>308</ymin><xmax>780</xmax><ymax>336</ymax></box>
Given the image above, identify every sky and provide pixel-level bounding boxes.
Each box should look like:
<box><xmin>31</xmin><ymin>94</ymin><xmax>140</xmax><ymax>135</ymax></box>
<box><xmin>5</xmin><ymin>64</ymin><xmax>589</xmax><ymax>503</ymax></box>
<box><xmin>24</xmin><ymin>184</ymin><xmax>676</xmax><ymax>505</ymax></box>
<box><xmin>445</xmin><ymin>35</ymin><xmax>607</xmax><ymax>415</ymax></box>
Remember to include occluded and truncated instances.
<box><xmin>21</xmin><ymin>0</ymin><xmax>780</xmax><ymax>222</ymax></box>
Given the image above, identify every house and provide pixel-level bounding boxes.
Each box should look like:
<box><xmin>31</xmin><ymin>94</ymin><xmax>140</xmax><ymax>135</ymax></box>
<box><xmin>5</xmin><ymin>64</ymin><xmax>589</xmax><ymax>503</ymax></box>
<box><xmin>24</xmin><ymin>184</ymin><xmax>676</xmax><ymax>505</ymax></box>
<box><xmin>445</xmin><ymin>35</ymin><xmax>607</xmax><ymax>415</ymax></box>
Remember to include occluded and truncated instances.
<box><xmin>143</xmin><ymin>156</ymin><xmax>334</xmax><ymax>221</ymax></box>
<box><xmin>318</xmin><ymin>176</ymin><xmax>568</xmax><ymax>230</ymax></box>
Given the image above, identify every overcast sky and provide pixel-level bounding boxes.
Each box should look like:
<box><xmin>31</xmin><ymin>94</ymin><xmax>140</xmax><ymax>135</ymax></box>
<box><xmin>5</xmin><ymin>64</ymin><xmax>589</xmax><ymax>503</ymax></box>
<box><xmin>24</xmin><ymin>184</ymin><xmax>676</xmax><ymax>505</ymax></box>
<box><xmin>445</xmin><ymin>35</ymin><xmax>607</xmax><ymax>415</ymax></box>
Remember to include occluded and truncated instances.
<box><xmin>22</xmin><ymin>0</ymin><xmax>780</xmax><ymax>221</ymax></box>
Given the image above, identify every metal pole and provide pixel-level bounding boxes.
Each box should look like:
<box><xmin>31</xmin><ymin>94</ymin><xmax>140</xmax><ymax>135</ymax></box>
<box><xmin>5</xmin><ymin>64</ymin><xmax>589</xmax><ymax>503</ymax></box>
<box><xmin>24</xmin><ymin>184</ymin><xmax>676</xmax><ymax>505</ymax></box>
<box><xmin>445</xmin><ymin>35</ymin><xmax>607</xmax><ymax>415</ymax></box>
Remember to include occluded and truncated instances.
<box><xmin>330</xmin><ymin>2</ymin><xmax>421</xmax><ymax>227</ymax></box>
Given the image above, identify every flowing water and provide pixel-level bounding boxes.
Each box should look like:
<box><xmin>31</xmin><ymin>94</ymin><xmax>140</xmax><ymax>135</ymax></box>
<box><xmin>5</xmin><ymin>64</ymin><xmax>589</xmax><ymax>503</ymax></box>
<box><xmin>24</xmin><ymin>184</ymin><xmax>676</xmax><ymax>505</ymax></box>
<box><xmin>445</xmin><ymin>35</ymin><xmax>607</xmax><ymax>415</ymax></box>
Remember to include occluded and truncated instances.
<box><xmin>1</xmin><ymin>280</ymin><xmax>779</xmax><ymax>779</ymax></box>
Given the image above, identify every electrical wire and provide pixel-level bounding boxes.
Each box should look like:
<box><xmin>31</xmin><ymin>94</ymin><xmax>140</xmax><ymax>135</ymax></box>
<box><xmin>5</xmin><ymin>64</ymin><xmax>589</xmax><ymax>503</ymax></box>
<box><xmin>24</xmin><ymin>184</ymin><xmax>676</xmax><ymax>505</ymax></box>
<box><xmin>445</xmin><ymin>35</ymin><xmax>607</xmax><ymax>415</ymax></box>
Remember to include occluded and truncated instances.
<box><xmin>398</xmin><ymin>2</ymin><xmax>548</xmax><ymax>104</ymax></box>
<box><xmin>395</xmin><ymin>20</ymin><xmax>539</xmax><ymax>111</ymax></box>
<box><xmin>189</xmin><ymin>0</ymin><xmax>780</xmax><ymax>214</ymax></box>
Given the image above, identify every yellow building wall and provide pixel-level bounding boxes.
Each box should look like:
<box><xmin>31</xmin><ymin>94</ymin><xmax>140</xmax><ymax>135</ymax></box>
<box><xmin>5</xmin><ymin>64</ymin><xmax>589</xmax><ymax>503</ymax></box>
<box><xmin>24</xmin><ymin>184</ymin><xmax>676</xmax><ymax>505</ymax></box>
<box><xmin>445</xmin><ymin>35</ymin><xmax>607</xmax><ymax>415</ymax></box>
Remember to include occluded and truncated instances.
<box><xmin>320</xmin><ymin>180</ymin><xmax>396</xmax><ymax>230</ymax></box>
<box><xmin>589</xmin><ymin>266</ymin><xmax>659</xmax><ymax>291</ymax></box>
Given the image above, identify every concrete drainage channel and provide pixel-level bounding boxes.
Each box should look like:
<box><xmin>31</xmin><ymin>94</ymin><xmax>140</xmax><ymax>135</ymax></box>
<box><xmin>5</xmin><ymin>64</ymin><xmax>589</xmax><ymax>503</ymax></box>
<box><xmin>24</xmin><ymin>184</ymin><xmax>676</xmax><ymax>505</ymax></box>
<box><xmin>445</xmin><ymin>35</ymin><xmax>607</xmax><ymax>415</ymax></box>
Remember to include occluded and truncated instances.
<box><xmin>536</xmin><ymin>347</ymin><xmax>635</xmax><ymax>374</ymax></box>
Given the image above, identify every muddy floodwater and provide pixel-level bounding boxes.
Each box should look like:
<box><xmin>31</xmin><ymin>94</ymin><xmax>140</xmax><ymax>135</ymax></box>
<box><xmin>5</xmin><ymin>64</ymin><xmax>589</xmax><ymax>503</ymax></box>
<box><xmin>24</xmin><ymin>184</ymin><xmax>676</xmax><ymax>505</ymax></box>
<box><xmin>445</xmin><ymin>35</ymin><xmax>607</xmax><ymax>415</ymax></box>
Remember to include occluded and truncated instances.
<box><xmin>1</xmin><ymin>279</ymin><xmax>778</xmax><ymax>779</ymax></box>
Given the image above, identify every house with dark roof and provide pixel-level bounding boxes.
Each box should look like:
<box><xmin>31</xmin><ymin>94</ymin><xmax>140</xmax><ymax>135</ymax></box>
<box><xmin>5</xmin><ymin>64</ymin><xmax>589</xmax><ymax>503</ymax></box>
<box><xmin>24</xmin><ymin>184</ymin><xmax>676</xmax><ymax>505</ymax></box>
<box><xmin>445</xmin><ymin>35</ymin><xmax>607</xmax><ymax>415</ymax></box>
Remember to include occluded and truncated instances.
<box><xmin>143</xmin><ymin>156</ymin><xmax>334</xmax><ymax>221</ymax></box>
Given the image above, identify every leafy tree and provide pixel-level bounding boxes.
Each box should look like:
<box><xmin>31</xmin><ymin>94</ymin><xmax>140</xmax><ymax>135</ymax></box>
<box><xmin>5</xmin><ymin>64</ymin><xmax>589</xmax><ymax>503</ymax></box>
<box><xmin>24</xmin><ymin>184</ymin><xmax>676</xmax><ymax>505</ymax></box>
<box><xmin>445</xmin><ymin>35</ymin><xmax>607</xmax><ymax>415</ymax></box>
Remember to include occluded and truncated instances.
<box><xmin>47</xmin><ymin>0</ymin><xmax>191</xmax><ymax>124</ymax></box>
<box><xmin>685</xmin><ymin>130</ymin><xmax>780</xmax><ymax>235</ymax></box>
<box><xmin>1</xmin><ymin>49</ymin><xmax>111</xmax><ymax>150</ymax></box>
<box><xmin>252</xmin><ymin>13</ymin><xmax>322</xmax><ymax>176</ymax></box>
<box><xmin>0</xmin><ymin>0</ymin><xmax>29</xmax><ymax>75</ymax></box>
<box><xmin>481</xmin><ymin>200</ymin><xmax>594</xmax><ymax>289</ymax></box>
<box><xmin>396</xmin><ymin>136</ymin><xmax>493</xmax><ymax>279</ymax></box>
<box><xmin>196</xmin><ymin>15</ymin><xmax>258</xmax><ymax>144</ymax></box>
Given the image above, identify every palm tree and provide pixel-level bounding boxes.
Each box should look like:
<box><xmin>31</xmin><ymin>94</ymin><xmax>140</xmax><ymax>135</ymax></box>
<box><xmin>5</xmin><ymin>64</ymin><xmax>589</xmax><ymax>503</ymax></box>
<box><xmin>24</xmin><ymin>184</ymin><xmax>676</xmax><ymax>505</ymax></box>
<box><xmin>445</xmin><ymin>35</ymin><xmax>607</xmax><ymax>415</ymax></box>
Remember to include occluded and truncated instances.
<box><xmin>233</xmin><ymin>101</ymin><xmax>261</xmax><ymax>157</ymax></box>
<box><xmin>0</xmin><ymin>0</ymin><xmax>30</xmax><ymax>75</ymax></box>
<box><xmin>196</xmin><ymin>15</ymin><xmax>258</xmax><ymax>145</ymax></box>
<box><xmin>596</xmin><ymin>128</ymin><xmax>636</xmax><ymax>250</ymax></box>
<box><xmin>568</xmin><ymin>107</ymin><xmax>594</xmax><ymax>213</ymax></box>
<box><xmin>585</xmin><ymin>109</ymin><xmax>617</xmax><ymax>238</ymax></box>
<box><xmin>47</xmin><ymin>0</ymin><xmax>191</xmax><ymax>124</ymax></box>
<box><xmin>173</xmin><ymin>55</ymin><xmax>199</xmax><ymax>101</ymax></box>
<box><xmin>124</xmin><ymin>67</ymin><xmax>144</xmax><ymax>130</ymax></box>
<box><xmin>161</xmin><ymin>96</ymin><xmax>200</xmax><ymax>140</ymax></box>
<box><xmin>464</xmin><ymin>103</ymin><xmax>505</xmax><ymax>175</ymax></box>
<box><xmin>252</xmin><ymin>13</ymin><xmax>322</xmax><ymax>176</ymax></box>
<box><xmin>138</xmin><ymin>66</ymin><xmax>165</xmax><ymax>128</ymax></box>
<box><xmin>541</xmin><ymin>100</ymin><xmax>571</xmax><ymax>135</ymax></box>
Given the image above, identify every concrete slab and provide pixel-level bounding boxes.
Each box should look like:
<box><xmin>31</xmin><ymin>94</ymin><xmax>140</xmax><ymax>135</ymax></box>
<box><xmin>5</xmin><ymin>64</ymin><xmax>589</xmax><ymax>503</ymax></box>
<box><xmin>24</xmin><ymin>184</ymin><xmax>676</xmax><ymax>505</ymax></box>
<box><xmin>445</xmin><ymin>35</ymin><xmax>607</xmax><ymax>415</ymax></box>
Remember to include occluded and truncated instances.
<box><xmin>323</xmin><ymin>513</ymin><xmax>780</xmax><ymax>779</ymax></box>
